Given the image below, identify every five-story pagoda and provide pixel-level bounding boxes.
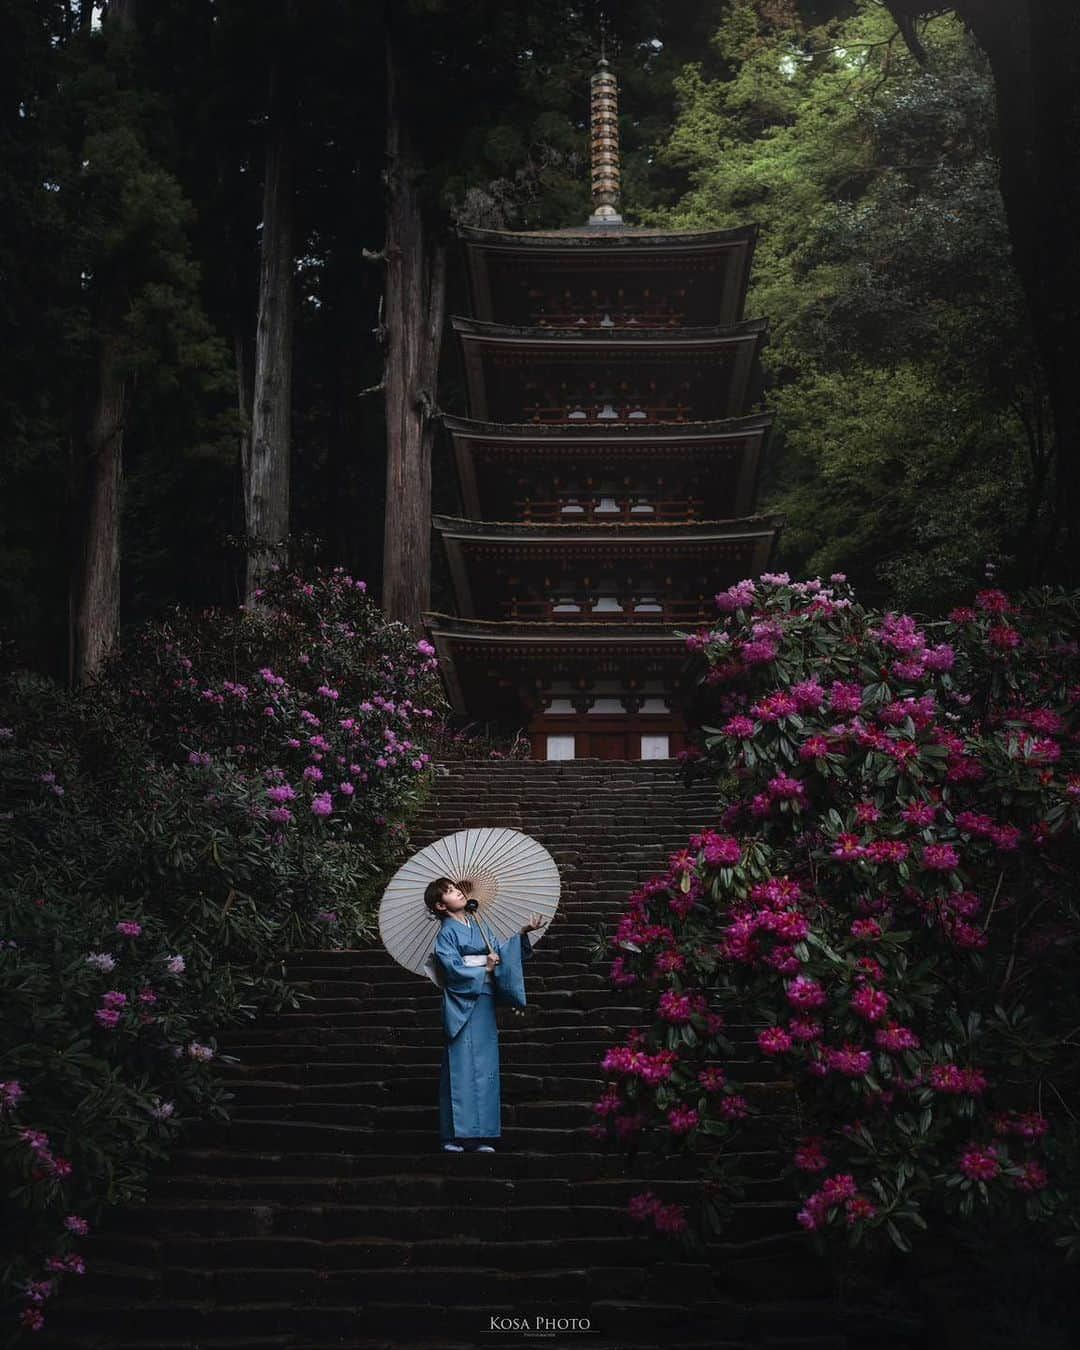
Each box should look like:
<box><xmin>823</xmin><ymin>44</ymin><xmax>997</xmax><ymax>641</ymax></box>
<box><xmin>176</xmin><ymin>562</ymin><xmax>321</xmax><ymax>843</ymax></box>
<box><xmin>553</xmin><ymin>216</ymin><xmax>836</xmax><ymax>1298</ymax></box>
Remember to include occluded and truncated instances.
<box><xmin>424</xmin><ymin>57</ymin><xmax>779</xmax><ymax>760</ymax></box>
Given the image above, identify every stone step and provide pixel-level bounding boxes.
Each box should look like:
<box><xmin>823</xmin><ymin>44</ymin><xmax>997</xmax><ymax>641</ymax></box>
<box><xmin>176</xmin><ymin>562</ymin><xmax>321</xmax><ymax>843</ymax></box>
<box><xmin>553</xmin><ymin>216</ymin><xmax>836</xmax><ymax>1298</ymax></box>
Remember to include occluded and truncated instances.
<box><xmin>179</xmin><ymin>1119</ymin><xmax>788</xmax><ymax>1155</ymax></box>
<box><xmin>218</xmin><ymin>1073</ymin><xmax>607</xmax><ymax>1102</ymax></box>
<box><xmin>77</xmin><ymin>1258</ymin><xmax>733</xmax><ymax>1307</ymax></box>
<box><xmin>278</xmin><ymin>968</ymin><xmax>606</xmax><ymax>989</ymax></box>
<box><xmin>213</xmin><ymin>1060</ymin><xmax>776</xmax><ymax>1087</ymax></box>
<box><xmin>215</xmin><ymin>1082</ymin><xmax>785</xmax><ymax>1118</ymax></box>
<box><xmin>106</xmin><ymin>1199</ymin><xmax>796</xmax><ymax>1244</ymax></box>
<box><xmin>222</xmin><ymin>1100</ymin><xmax>604</xmax><ymax>1129</ymax></box>
<box><xmin>213</xmin><ymin>1040</ymin><xmax>625</xmax><ymax>1065</ymax></box>
<box><xmin>218</xmin><ymin>1010</ymin><xmax>647</xmax><ymax>1038</ymax></box>
<box><xmin>285</xmin><ymin>974</ymin><xmax>614</xmax><ymax>999</ymax></box>
<box><xmin>34</xmin><ymin>1293</ymin><xmax>766</xmax><ymax>1344</ymax></box>
<box><xmin>154</xmin><ymin>1171</ymin><xmax>791</xmax><ymax>1206</ymax></box>
<box><xmin>269</xmin><ymin>987</ymin><xmax>644</xmax><ymax>1012</ymax></box>
<box><xmin>219</xmin><ymin>1032</ymin><xmax>763</xmax><ymax>1058</ymax></box>
<box><xmin>166</xmin><ymin>1147</ymin><xmax>784</xmax><ymax>1182</ymax></box>
<box><xmin>283</xmin><ymin>946</ymin><xmax>605</xmax><ymax>968</ymax></box>
<box><xmin>81</xmin><ymin>1228</ymin><xmax>810</xmax><ymax>1276</ymax></box>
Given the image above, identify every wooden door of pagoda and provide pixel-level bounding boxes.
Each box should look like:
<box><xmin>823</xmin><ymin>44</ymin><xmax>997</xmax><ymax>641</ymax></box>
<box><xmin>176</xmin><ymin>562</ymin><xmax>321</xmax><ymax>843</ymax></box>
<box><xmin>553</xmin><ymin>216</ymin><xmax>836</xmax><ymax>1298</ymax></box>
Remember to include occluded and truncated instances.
<box><xmin>580</xmin><ymin>721</ymin><xmax>633</xmax><ymax>759</ymax></box>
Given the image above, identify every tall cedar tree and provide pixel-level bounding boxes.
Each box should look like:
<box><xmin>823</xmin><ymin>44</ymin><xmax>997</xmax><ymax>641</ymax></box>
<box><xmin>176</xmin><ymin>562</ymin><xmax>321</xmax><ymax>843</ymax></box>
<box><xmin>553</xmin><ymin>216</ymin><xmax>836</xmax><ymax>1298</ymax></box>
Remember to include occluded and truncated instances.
<box><xmin>69</xmin><ymin>0</ymin><xmax>137</xmax><ymax>685</ymax></box>
<box><xmin>244</xmin><ymin>0</ymin><xmax>297</xmax><ymax>604</ymax></box>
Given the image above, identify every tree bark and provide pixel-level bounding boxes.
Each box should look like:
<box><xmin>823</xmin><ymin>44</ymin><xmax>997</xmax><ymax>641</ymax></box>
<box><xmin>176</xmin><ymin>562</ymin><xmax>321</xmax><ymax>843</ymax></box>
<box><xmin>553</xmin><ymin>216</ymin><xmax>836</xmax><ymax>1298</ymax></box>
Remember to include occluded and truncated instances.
<box><xmin>70</xmin><ymin>338</ymin><xmax>125</xmax><ymax>686</ymax></box>
<box><xmin>886</xmin><ymin>0</ymin><xmax>1080</xmax><ymax>579</ymax></box>
<box><xmin>245</xmin><ymin>1</ymin><xmax>296</xmax><ymax>604</ymax></box>
<box><xmin>380</xmin><ymin>23</ymin><xmax>447</xmax><ymax>629</ymax></box>
<box><xmin>68</xmin><ymin>0</ymin><xmax>136</xmax><ymax>687</ymax></box>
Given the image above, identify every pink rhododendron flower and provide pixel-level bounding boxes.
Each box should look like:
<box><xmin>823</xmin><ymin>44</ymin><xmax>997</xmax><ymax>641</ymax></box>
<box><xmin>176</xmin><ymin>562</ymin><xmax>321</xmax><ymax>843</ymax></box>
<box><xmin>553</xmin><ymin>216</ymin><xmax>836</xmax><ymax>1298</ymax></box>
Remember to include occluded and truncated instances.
<box><xmin>875</xmin><ymin>1023</ymin><xmax>920</xmax><ymax>1052</ymax></box>
<box><xmin>658</xmin><ymin>989</ymin><xmax>707</xmax><ymax>1024</ymax></box>
<box><xmin>628</xmin><ymin>1190</ymin><xmax>662</xmax><ymax>1221</ymax></box>
<box><xmin>850</xmin><ymin>985</ymin><xmax>889</xmax><ymax>1022</ymax></box>
<box><xmin>794</xmin><ymin>1138</ymin><xmax>828</xmax><ymax>1172</ymax></box>
<box><xmin>922</xmin><ymin>843</ymin><xmax>959</xmax><ymax>870</ymax></box>
<box><xmin>789</xmin><ymin>1017</ymin><xmax>824</xmax><ymax>1042</ymax></box>
<box><xmin>667</xmin><ymin>1106</ymin><xmax>699</xmax><ymax>1135</ymax></box>
<box><xmin>1014</xmin><ymin>1162</ymin><xmax>1048</xmax><ymax>1192</ymax></box>
<box><xmin>901</xmin><ymin>800</ymin><xmax>937</xmax><ymax>826</ymax></box>
<box><xmin>791</xmin><ymin>680</ymin><xmax>826</xmax><ymax>710</ymax></box>
<box><xmin>958</xmin><ymin>1145</ymin><xmax>1000</xmax><ymax>1180</ymax></box>
<box><xmin>829</xmin><ymin>681</ymin><xmax>863</xmax><ymax>713</ymax></box>
<box><xmin>826</xmin><ymin>1044</ymin><xmax>873</xmax><ymax>1077</ymax></box>
<box><xmin>845</xmin><ymin>1195</ymin><xmax>878</xmax><ymax>1224</ymax></box>
<box><xmin>786</xmin><ymin>976</ymin><xmax>827</xmax><ymax>1010</ymax></box>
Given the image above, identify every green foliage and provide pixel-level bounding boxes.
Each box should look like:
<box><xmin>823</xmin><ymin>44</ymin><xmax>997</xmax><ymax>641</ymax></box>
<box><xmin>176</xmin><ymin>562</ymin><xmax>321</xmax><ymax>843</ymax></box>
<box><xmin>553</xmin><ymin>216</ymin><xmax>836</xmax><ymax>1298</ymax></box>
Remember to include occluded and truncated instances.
<box><xmin>0</xmin><ymin>10</ymin><xmax>238</xmax><ymax>675</ymax></box>
<box><xmin>0</xmin><ymin>566</ymin><xmax>444</xmax><ymax>1331</ymax></box>
<box><xmin>650</xmin><ymin>2</ymin><xmax>1053</xmax><ymax>605</ymax></box>
<box><xmin>597</xmin><ymin>575</ymin><xmax>1080</xmax><ymax>1273</ymax></box>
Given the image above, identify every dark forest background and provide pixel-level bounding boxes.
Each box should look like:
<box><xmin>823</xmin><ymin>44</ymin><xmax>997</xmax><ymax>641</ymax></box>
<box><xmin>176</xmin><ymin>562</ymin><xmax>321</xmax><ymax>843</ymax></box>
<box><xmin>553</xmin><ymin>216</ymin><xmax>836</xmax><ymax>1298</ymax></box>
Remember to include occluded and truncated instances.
<box><xmin>2</xmin><ymin>0</ymin><xmax>1077</xmax><ymax>684</ymax></box>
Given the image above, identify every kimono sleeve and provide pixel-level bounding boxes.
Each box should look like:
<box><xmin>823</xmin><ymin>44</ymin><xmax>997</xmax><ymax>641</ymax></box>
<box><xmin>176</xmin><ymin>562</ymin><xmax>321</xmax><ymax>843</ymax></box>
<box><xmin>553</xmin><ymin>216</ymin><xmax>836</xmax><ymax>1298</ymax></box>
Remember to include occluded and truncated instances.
<box><xmin>491</xmin><ymin>929</ymin><xmax>533</xmax><ymax>1009</ymax></box>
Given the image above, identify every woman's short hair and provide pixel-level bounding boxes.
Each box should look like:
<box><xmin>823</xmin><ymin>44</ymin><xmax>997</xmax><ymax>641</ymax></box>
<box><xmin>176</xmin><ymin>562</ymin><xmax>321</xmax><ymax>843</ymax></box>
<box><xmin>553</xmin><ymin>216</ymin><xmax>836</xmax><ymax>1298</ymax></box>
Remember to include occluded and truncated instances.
<box><xmin>423</xmin><ymin>877</ymin><xmax>456</xmax><ymax>915</ymax></box>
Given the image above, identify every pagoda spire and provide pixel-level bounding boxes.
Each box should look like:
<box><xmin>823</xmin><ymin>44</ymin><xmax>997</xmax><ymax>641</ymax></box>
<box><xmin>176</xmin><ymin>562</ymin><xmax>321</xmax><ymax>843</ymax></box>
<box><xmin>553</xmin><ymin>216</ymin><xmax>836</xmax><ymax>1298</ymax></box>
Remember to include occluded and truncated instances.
<box><xmin>588</xmin><ymin>53</ymin><xmax>623</xmax><ymax>226</ymax></box>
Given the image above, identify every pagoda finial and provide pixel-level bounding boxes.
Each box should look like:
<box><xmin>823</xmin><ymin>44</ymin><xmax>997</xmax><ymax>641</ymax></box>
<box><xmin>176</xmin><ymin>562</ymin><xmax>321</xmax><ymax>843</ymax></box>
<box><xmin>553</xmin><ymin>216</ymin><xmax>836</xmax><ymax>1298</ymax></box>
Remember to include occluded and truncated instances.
<box><xmin>588</xmin><ymin>50</ymin><xmax>623</xmax><ymax>226</ymax></box>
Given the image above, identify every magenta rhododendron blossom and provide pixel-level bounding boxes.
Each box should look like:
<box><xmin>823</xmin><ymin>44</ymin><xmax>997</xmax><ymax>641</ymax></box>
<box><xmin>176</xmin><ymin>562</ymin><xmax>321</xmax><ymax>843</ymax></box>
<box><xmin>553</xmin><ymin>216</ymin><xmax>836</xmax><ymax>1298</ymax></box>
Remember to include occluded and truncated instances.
<box><xmin>590</xmin><ymin>574</ymin><xmax>1077</xmax><ymax>1256</ymax></box>
<box><xmin>850</xmin><ymin>985</ymin><xmax>889</xmax><ymax>1022</ymax></box>
<box><xmin>959</xmin><ymin>1145</ymin><xmax>1001</xmax><ymax>1180</ymax></box>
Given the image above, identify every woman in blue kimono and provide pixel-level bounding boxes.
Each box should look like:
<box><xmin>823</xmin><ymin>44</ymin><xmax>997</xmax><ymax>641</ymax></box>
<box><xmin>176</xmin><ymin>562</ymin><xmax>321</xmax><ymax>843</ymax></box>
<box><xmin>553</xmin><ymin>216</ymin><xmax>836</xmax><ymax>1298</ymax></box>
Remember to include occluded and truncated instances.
<box><xmin>424</xmin><ymin>878</ymin><xmax>547</xmax><ymax>1153</ymax></box>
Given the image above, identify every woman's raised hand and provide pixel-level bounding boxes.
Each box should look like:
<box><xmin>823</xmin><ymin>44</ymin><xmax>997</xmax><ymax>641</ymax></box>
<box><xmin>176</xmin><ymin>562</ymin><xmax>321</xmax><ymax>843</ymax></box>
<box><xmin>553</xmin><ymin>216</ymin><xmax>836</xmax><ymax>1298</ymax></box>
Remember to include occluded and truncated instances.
<box><xmin>520</xmin><ymin>912</ymin><xmax>549</xmax><ymax>935</ymax></box>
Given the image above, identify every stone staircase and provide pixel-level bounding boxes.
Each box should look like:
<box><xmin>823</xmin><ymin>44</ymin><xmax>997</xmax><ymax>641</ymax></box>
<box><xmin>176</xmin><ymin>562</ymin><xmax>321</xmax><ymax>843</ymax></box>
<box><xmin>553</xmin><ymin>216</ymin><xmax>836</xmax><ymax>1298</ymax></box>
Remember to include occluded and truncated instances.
<box><xmin>38</xmin><ymin>760</ymin><xmax>923</xmax><ymax>1349</ymax></box>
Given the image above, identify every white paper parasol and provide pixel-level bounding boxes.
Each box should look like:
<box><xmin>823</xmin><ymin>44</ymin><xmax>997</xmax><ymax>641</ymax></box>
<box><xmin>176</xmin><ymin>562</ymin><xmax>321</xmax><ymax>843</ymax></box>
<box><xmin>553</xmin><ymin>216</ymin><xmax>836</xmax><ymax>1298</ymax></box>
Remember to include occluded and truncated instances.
<box><xmin>378</xmin><ymin>826</ymin><xmax>560</xmax><ymax>978</ymax></box>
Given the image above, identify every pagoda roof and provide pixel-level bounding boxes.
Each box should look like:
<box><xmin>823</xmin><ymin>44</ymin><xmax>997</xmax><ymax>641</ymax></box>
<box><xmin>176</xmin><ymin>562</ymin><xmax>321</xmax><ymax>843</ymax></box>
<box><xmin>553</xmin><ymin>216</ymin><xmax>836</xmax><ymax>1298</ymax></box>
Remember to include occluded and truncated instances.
<box><xmin>452</xmin><ymin>315</ymin><xmax>766</xmax><ymax>344</ymax></box>
<box><xmin>432</xmin><ymin>514</ymin><xmax>778</xmax><ymax>542</ymax></box>
<box><xmin>459</xmin><ymin>223</ymin><xmax>759</xmax><ymax>327</ymax></box>
<box><xmin>452</xmin><ymin>317</ymin><xmax>767</xmax><ymax>424</ymax></box>
<box><xmin>457</xmin><ymin>222</ymin><xmax>758</xmax><ymax>249</ymax></box>
<box><xmin>446</xmin><ymin>413</ymin><xmax>773</xmax><ymax>524</ymax></box>
<box><xmin>442</xmin><ymin>411</ymin><xmax>772</xmax><ymax>445</ymax></box>
<box><xmin>432</xmin><ymin>514</ymin><xmax>779</xmax><ymax>619</ymax></box>
<box><xmin>423</xmin><ymin>612</ymin><xmax>693</xmax><ymax>714</ymax></box>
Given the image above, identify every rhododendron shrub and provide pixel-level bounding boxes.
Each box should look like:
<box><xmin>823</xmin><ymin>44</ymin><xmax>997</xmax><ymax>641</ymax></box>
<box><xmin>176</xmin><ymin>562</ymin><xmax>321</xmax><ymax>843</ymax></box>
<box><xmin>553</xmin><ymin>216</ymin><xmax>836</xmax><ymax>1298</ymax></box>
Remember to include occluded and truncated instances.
<box><xmin>0</xmin><ymin>566</ymin><xmax>445</xmax><ymax>1331</ymax></box>
<box><xmin>594</xmin><ymin>577</ymin><xmax>1080</xmax><ymax>1257</ymax></box>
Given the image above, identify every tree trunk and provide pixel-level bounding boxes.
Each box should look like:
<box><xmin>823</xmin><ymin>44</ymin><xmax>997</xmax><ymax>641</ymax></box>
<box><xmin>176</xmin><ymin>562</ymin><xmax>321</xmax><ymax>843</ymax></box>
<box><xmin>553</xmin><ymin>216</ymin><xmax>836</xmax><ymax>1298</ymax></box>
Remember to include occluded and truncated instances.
<box><xmin>887</xmin><ymin>0</ymin><xmax>1080</xmax><ymax>579</ymax></box>
<box><xmin>68</xmin><ymin>0</ymin><xmax>136</xmax><ymax>687</ymax></box>
<box><xmin>70</xmin><ymin>338</ymin><xmax>125</xmax><ymax>686</ymax></box>
<box><xmin>245</xmin><ymin>1</ymin><xmax>296</xmax><ymax>605</ymax></box>
<box><xmin>380</xmin><ymin>26</ymin><xmax>447</xmax><ymax>629</ymax></box>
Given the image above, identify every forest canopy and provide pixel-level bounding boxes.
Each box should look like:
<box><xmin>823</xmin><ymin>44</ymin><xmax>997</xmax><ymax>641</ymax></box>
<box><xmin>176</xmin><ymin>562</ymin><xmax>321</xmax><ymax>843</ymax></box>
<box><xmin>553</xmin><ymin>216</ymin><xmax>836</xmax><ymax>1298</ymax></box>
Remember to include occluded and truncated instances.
<box><xmin>0</xmin><ymin>0</ymin><xmax>1069</xmax><ymax>680</ymax></box>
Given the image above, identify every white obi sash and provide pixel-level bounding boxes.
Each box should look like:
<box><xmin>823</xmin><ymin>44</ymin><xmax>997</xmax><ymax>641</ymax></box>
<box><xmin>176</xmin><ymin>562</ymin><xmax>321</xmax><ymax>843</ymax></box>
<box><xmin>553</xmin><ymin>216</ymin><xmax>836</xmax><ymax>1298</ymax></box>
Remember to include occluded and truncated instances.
<box><xmin>422</xmin><ymin>950</ymin><xmax>492</xmax><ymax>987</ymax></box>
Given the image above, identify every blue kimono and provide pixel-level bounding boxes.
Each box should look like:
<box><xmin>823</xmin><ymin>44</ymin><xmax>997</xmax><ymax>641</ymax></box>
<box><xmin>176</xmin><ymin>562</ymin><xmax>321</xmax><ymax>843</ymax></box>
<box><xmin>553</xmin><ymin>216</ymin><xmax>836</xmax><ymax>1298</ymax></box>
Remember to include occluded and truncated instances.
<box><xmin>433</xmin><ymin>915</ymin><xmax>534</xmax><ymax>1143</ymax></box>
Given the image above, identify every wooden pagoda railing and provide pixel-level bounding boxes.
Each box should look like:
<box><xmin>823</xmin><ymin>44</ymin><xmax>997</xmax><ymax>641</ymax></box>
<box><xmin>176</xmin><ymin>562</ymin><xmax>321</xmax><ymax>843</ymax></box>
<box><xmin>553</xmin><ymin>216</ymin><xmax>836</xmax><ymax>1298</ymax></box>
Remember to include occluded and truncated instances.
<box><xmin>501</xmin><ymin>597</ymin><xmax>710</xmax><ymax>623</ymax></box>
<box><xmin>532</xmin><ymin>309</ymin><xmax>685</xmax><ymax>329</ymax></box>
<box><xmin>516</xmin><ymin>498</ymin><xmax>699</xmax><ymax>523</ymax></box>
<box><xmin>524</xmin><ymin>402</ymin><xmax>691</xmax><ymax>425</ymax></box>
